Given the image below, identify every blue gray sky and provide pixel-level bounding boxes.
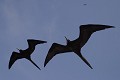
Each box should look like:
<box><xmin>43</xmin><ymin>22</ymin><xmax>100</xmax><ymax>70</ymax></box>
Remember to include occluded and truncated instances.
<box><xmin>0</xmin><ymin>0</ymin><xmax>120</xmax><ymax>80</ymax></box>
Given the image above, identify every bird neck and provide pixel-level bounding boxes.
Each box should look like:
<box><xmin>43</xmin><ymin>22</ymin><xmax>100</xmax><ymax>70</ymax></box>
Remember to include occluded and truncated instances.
<box><xmin>66</xmin><ymin>40</ymin><xmax>70</xmax><ymax>45</ymax></box>
<box><xmin>65</xmin><ymin>37</ymin><xmax>70</xmax><ymax>44</ymax></box>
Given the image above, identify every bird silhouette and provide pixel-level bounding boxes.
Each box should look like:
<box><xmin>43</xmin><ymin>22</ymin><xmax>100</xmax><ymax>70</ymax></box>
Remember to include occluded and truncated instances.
<box><xmin>44</xmin><ymin>24</ymin><xmax>114</xmax><ymax>69</ymax></box>
<box><xmin>9</xmin><ymin>39</ymin><xmax>47</xmax><ymax>70</ymax></box>
<box><xmin>83</xmin><ymin>4</ymin><xmax>87</xmax><ymax>5</ymax></box>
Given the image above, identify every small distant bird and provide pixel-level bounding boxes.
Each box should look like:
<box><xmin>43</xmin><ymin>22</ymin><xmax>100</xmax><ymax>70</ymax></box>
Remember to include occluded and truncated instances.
<box><xmin>44</xmin><ymin>24</ymin><xmax>114</xmax><ymax>69</ymax></box>
<box><xmin>83</xmin><ymin>4</ymin><xmax>87</xmax><ymax>5</ymax></box>
<box><xmin>9</xmin><ymin>39</ymin><xmax>47</xmax><ymax>70</ymax></box>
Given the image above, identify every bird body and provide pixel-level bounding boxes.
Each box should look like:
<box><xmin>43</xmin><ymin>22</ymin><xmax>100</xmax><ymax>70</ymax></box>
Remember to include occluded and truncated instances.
<box><xmin>9</xmin><ymin>39</ymin><xmax>47</xmax><ymax>70</ymax></box>
<box><xmin>44</xmin><ymin>24</ymin><xmax>114</xmax><ymax>69</ymax></box>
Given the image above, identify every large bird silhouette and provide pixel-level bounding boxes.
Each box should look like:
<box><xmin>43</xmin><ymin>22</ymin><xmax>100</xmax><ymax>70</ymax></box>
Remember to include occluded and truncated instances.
<box><xmin>9</xmin><ymin>39</ymin><xmax>47</xmax><ymax>70</ymax></box>
<box><xmin>44</xmin><ymin>24</ymin><xmax>114</xmax><ymax>69</ymax></box>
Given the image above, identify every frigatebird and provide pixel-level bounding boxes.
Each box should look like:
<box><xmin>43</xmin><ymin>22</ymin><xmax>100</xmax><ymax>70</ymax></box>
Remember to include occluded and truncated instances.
<box><xmin>9</xmin><ymin>39</ymin><xmax>47</xmax><ymax>70</ymax></box>
<box><xmin>44</xmin><ymin>24</ymin><xmax>114</xmax><ymax>69</ymax></box>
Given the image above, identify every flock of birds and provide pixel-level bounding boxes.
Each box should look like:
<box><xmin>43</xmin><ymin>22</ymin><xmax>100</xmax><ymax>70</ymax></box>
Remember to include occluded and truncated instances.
<box><xmin>8</xmin><ymin>24</ymin><xmax>114</xmax><ymax>70</ymax></box>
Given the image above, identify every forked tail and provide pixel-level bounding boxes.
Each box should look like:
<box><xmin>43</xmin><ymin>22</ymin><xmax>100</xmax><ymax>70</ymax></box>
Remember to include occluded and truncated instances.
<box><xmin>27</xmin><ymin>56</ymin><xmax>41</xmax><ymax>70</ymax></box>
<box><xmin>76</xmin><ymin>52</ymin><xmax>93</xmax><ymax>69</ymax></box>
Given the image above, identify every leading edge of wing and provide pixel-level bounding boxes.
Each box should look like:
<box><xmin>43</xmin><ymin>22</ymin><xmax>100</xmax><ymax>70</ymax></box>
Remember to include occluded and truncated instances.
<box><xmin>9</xmin><ymin>52</ymin><xmax>19</xmax><ymax>69</ymax></box>
<box><xmin>77</xmin><ymin>24</ymin><xmax>114</xmax><ymax>48</ymax></box>
<box><xmin>44</xmin><ymin>43</ymin><xmax>71</xmax><ymax>67</ymax></box>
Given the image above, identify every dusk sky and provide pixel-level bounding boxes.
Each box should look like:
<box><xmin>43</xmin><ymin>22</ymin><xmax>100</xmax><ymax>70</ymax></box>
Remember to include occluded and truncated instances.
<box><xmin>0</xmin><ymin>0</ymin><xmax>120</xmax><ymax>80</ymax></box>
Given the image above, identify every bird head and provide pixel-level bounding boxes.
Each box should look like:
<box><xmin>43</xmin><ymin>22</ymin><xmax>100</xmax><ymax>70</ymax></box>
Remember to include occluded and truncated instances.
<box><xmin>16</xmin><ymin>48</ymin><xmax>23</xmax><ymax>53</ymax></box>
<box><xmin>64</xmin><ymin>36</ymin><xmax>70</xmax><ymax>44</ymax></box>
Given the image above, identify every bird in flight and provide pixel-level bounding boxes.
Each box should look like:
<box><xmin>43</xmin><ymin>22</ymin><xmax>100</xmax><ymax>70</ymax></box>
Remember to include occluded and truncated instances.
<box><xmin>9</xmin><ymin>39</ymin><xmax>47</xmax><ymax>70</ymax></box>
<box><xmin>44</xmin><ymin>24</ymin><xmax>114</xmax><ymax>69</ymax></box>
<box><xmin>83</xmin><ymin>4</ymin><xmax>87</xmax><ymax>5</ymax></box>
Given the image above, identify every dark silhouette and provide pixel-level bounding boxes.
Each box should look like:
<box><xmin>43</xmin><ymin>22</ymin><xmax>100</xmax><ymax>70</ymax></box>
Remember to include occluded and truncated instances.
<box><xmin>9</xmin><ymin>39</ymin><xmax>47</xmax><ymax>70</ymax></box>
<box><xmin>83</xmin><ymin>4</ymin><xmax>87</xmax><ymax>5</ymax></box>
<box><xmin>44</xmin><ymin>24</ymin><xmax>114</xmax><ymax>69</ymax></box>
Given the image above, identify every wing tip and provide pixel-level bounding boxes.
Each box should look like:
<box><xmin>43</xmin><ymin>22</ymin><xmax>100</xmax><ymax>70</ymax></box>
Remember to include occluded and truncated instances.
<box><xmin>44</xmin><ymin>63</ymin><xmax>46</xmax><ymax>67</ymax></box>
<box><xmin>44</xmin><ymin>60</ymin><xmax>48</xmax><ymax>67</ymax></box>
<box><xmin>89</xmin><ymin>65</ymin><xmax>93</xmax><ymax>69</ymax></box>
<box><xmin>105</xmin><ymin>25</ymin><xmax>115</xmax><ymax>28</ymax></box>
<box><xmin>8</xmin><ymin>65</ymin><xmax>11</xmax><ymax>69</ymax></box>
<box><xmin>110</xmin><ymin>26</ymin><xmax>115</xmax><ymax>28</ymax></box>
<box><xmin>8</xmin><ymin>51</ymin><xmax>19</xmax><ymax>70</ymax></box>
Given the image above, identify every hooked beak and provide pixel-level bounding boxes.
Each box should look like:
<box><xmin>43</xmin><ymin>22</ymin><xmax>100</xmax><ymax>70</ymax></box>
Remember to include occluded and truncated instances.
<box><xmin>64</xmin><ymin>36</ymin><xmax>70</xmax><ymax>44</ymax></box>
<box><xmin>16</xmin><ymin>48</ymin><xmax>20</xmax><ymax>51</ymax></box>
<box><xmin>64</xmin><ymin>36</ymin><xmax>68</xmax><ymax>41</ymax></box>
<box><xmin>64</xmin><ymin>36</ymin><xmax>70</xmax><ymax>41</ymax></box>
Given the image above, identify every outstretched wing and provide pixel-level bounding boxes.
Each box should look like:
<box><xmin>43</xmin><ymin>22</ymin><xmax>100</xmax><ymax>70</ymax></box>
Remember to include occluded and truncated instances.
<box><xmin>44</xmin><ymin>43</ymin><xmax>71</xmax><ymax>67</ymax></box>
<box><xmin>27</xmin><ymin>39</ymin><xmax>47</xmax><ymax>47</ymax></box>
<box><xmin>76</xmin><ymin>24</ymin><xmax>114</xmax><ymax>48</ymax></box>
<box><xmin>9</xmin><ymin>52</ymin><xmax>20</xmax><ymax>69</ymax></box>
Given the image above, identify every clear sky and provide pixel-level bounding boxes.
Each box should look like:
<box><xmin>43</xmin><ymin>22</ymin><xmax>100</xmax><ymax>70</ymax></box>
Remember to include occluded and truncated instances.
<box><xmin>0</xmin><ymin>0</ymin><xmax>120</xmax><ymax>80</ymax></box>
